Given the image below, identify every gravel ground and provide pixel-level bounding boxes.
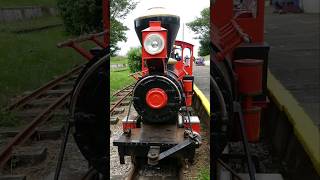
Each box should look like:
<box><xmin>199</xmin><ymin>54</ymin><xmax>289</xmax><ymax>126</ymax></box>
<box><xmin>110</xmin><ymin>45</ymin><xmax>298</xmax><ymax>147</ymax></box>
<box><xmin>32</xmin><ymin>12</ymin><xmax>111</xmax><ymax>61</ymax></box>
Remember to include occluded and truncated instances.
<box><xmin>110</xmin><ymin>108</ymin><xmax>133</xmax><ymax>177</ymax></box>
<box><xmin>228</xmin><ymin>141</ymin><xmax>281</xmax><ymax>174</ymax></box>
<box><xmin>184</xmin><ymin>124</ymin><xmax>210</xmax><ymax>179</ymax></box>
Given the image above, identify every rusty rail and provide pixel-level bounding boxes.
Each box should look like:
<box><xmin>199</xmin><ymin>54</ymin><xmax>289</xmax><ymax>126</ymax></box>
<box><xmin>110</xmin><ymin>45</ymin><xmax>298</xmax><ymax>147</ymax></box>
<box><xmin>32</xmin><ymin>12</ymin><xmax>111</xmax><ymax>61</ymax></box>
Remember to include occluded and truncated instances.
<box><xmin>112</xmin><ymin>83</ymin><xmax>134</xmax><ymax>97</ymax></box>
<box><xmin>110</xmin><ymin>91</ymin><xmax>132</xmax><ymax>113</ymax></box>
<box><xmin>110</xmin><ymin>82</ymin><xmax>134</xmax><ymax>113</ymax></box>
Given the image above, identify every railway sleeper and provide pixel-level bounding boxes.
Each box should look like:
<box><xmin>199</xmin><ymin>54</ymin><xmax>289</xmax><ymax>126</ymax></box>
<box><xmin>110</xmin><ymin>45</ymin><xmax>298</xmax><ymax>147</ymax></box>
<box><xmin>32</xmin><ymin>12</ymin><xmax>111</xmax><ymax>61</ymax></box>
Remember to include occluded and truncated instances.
<box><xmin>23</xmin><ymin>98</ymin><xmax>58</xmax><ymax>108</ymax></box>
<box><xmin>110</xmin><ymin>117</ymin><xmax>120</xmax><ymax>125</ymax></box>
<box><xmin>120</xmin><ymin>101</ymin><xmax>130</xmax><ymax>106</ymax></box>
<box><xmin>0</xmin><ymin>126</ymin><xmax>63</xmax><ymax>140</ymax></box>
<box><xmin>0</xmin><ymin>175</ymin><xmax>26</xmax><ymax>180</ymax></box>
<box><xmin>14</xmin><ymin>109</ymin><xmax>68</xmax><ymax>119</ymax></box>
<box><xmin>10</xmin><ymin>146</ymin><xmax>47</xmax><ymax>168</ymax></box>
<box><xmin>45</xmin><ymin>89</ymin><xmax>70</xmax><ymax>96</ymax></box>
<box><xmin>111</xmin><ymin>107</ymin><xmax>125</xmax><ymax>116</ymax></box>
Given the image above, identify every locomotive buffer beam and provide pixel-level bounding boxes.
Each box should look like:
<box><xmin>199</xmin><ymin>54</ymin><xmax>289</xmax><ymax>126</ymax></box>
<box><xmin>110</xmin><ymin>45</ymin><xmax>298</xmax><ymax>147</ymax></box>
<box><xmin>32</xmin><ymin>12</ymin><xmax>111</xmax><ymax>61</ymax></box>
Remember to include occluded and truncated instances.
<box><xmin>148</xmin><ymin>132</ymin><xmax>200</xmax><ymax>166</ymax></box>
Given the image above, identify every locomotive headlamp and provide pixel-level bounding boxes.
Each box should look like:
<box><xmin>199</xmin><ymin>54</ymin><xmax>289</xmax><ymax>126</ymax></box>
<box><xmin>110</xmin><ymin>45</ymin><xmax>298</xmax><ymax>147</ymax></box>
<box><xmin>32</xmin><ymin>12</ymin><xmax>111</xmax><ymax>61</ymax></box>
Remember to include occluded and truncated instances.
<box><xmin>144</xmin><ymin>33</ymin><xmax>165</xmax><ymax>55</ymax></box>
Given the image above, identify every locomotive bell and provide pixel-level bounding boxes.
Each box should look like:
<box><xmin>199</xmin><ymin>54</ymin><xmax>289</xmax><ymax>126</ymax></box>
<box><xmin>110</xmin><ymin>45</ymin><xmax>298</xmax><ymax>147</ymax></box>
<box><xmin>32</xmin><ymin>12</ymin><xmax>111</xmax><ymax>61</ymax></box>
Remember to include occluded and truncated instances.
<box><xmin>134</xmin><ymin>7</ymin><xmax>180</xmax><ymax>57</ymax></box>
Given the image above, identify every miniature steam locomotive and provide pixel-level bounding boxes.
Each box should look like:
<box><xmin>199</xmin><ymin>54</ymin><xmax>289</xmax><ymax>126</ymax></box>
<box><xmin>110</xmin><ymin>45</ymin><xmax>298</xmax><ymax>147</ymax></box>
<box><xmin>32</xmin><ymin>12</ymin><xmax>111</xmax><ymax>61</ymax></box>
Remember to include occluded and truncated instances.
<box><xmin>113</xmin><ymin>7</ymin><xmax>201</xmax><ymax>176</ymax></box>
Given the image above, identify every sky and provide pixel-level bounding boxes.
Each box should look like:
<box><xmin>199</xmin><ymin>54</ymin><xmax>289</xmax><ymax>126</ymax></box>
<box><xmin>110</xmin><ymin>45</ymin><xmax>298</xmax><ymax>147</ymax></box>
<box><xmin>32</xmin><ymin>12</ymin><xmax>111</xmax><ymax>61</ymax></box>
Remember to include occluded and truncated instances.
<box><xmin>116</xmin><ymin>0</ymin><xmax>210</xmax><ymax>57</ymax></box>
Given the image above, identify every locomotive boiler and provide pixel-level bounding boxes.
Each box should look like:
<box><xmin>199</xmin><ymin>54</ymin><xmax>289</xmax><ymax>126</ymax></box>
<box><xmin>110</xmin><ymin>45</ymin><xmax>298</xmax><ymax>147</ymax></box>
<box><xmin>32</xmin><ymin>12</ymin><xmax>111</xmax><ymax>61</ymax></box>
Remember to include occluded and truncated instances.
<box><xmin>113</xmin><ymin>7</ymin><xmax>201</xmax><ymax>178</ymax></box>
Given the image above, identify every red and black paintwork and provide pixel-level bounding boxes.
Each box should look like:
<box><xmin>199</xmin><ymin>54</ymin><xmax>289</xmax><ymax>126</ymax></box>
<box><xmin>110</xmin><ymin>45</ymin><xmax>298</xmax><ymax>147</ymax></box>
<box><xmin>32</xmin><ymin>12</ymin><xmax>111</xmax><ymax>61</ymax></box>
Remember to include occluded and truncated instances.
<box><xmin>211</xmin><ymin>0</ymin><xmax>270</xmax><ymax>178</ymax></box>
<box><xmin>113</xmin><ymin>9</ymin><xmax>201</xmax><ymax>170</ymax></box>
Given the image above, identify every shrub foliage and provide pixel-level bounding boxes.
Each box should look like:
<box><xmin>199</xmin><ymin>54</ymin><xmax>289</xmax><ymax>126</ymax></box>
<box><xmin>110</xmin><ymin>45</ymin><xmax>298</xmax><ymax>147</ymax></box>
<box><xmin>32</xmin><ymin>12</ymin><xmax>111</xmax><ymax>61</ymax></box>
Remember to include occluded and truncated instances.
<box><xmin>57</xmin><ymin>0</ymin><xmax>102</xmax><ymax>35</ymax></box>
<box><xmin>127</xmin><ymin>47</ymin><xmax>141</xmax><ymax>73</ymax></box>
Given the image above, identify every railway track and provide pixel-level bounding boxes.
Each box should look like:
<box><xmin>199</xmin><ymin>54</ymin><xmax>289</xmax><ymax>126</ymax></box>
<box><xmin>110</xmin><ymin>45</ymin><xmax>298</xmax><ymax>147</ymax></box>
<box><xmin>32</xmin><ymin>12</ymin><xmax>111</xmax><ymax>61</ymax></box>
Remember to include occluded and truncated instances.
<box><xmin>110</xmin><ymin>83</ymin><xmax>134</xmax><ymax>114</ymax></box>
<box><xmin>0</xmin><ymin>64</ymin><xmax>84</xmax><ymax>170</ymax></box>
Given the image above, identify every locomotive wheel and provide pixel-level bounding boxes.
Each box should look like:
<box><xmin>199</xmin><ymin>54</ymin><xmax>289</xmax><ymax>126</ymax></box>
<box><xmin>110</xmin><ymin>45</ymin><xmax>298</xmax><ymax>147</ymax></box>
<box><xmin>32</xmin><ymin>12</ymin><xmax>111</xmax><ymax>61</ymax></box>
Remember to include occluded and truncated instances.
<box><xmin>210</xmin><ymin>43</ymin><xmax>234</xmax><ymax>158</ymax></box>
<box><xmin>70</xmin><ymin>54</ymin><xmax>108</xmax><ymax>175</ymax></box>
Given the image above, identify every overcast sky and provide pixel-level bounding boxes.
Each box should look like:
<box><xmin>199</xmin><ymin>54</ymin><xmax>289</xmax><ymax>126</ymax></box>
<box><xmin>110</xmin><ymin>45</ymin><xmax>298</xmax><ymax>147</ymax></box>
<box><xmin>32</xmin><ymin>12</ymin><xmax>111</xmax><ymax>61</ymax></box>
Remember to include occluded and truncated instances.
<box><xmin>116</xmin><ymin>0</ymin><xmax>209</xmax><ymax>57</ymax></box>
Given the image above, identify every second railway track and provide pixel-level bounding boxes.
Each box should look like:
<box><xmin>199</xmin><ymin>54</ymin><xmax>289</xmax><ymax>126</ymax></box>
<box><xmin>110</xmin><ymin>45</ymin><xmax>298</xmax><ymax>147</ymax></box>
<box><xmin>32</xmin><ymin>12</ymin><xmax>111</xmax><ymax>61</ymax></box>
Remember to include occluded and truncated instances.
<box><xmin>110</xmin><ymin>83</ymin><xmax>134</xmax><ymax>115</ymax></box>
<box><xmin>0</xmin><ymin>64</ymin><xmax>85</xmax><ymax>173</ymax></box>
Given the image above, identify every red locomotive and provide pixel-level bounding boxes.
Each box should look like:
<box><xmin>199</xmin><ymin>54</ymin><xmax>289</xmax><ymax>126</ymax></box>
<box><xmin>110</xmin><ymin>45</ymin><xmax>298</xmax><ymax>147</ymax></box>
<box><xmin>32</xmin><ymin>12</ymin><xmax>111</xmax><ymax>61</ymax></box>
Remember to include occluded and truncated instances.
<box><xmin>113</xmin><ymin>7</ymin><xmax>201</xmax><ymax>177</ymax></box>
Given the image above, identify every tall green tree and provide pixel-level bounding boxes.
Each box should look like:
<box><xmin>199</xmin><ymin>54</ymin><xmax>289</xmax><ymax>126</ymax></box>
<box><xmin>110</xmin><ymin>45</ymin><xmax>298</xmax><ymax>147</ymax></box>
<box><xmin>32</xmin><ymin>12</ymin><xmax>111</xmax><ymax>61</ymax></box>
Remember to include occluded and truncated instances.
<box><xmin>57</xmin><ymin>0</ymin><xmax>137</xmax><ymax>55</ymax></box>
<box><xmin>110</xmin><ymin>0</ymin><xmax>138</xmax><ymax>55</ymax></box>
<box><xmin>186</xmin><ymin>7</ymin><xmax>210</xmax><ymax>56</ymax></box>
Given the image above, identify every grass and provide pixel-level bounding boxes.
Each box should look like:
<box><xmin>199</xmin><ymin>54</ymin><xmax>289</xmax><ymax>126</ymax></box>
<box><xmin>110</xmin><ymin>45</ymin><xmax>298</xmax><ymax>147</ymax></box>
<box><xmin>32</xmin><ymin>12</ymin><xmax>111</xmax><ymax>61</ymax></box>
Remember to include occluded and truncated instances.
<box><xmin>0</xmin><ymin>0</ymin><xmax>56</xmax><ymax>7</ymax></box>
<box><xmin>110</xmin><ymin>68</ymin><xmax>135</xmax><ymax>100</ymax></box>
<box><xmin>0</xmin><ymin>16</ymin><xmax>62</xmax><ymax>33</ymax></box>
<box><xmin>197</xmin><ymin>167</ymin><xmax>210</xmax><ymax>180</ymax></box>
<box><xmin>0</xmin><ymin>18</ymin><xmax>85</xmax><ymax>107</ymax></box>
<box><xmin>110</xmin><ymin>56</ymin><xmax>128</xmax><ymax>65</ymax></box>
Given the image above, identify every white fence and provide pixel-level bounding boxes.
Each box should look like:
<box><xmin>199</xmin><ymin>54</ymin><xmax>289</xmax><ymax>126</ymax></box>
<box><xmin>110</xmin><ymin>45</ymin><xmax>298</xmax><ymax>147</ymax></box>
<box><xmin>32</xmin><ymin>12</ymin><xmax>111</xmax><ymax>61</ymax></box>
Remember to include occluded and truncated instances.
<box><xmin>0</xmin><ymin>6</ymin><xmax>57</xmax><ymax>22</ymax></box>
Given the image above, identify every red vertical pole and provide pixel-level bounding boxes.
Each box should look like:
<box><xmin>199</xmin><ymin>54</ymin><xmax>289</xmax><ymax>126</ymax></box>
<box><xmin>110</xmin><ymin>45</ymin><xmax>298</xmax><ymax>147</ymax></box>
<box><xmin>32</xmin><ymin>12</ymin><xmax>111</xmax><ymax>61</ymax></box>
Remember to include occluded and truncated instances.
<box><xmin>103</xmin><ymin>0</ymin><xmax>110</xmax><ymax>45</ymax></box>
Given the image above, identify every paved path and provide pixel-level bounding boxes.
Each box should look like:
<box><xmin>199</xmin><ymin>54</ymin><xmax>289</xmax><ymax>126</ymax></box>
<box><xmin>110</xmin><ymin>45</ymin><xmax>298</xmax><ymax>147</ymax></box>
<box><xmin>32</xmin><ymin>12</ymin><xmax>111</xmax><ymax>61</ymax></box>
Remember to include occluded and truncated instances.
<box><xmin>265</xmin><ymin>7</ymin><xmax>320</xmax><ymax>126</ymax></box>
<box><xmin>193</xmin><ymin>63</ymin><xmax>210</xmax><ymax>100</ymax></box>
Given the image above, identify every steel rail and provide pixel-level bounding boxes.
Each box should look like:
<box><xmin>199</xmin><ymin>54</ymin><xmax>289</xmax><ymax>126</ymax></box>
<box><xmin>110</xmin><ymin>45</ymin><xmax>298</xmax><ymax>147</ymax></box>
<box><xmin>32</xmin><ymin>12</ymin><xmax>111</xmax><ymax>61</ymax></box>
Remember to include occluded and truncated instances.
<box><xmin>0</xmin><ymin>91</ymin><xmax>71</xmax><ymax>168</ymax></box>
<box><xmin>5</xmin><ymin>65</ymin><xmax>83</xmax><ymax>111</ymax></box>
<box><xmin>110</xmin><ymin>91</ymin><xmax>132</xmax><ymax>113</ymax></box>
<box><xmin>112</xmin><ymin>83</ymin><xmax>134</xmax><ymax>97</ymax></box>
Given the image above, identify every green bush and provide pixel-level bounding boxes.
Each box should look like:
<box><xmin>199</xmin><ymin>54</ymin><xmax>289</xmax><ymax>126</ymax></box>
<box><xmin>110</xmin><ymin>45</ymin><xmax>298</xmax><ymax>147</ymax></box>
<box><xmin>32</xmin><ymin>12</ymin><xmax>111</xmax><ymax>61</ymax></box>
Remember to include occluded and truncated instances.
<box><xmin>57</xmin><ymin>0</ymin><xmax>102</xmax><ymax>35</ymax></box>
<box><xmin>197</xmin><ymin>167</ymin><xmax>210</xmax><ymax>180</ymax></box>
<box><xmin>127</xmin><ymin>47</ymin><xmax>142</xmax><ymax>73</ymax></box>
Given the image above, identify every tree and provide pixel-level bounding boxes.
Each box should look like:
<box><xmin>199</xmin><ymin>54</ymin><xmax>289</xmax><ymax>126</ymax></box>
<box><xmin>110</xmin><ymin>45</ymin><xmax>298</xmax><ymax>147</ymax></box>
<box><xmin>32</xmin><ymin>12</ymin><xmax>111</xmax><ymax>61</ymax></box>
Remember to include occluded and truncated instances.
<box><xmin>186</xmin><ymin>7</ymin><xmax>210</xmax><ymax>56</ymax></box>
<box><xmin>57</xmin><ymin>0</ymin><xmax>137</xmax><ymax>55</ymax></box>
<box><xmin>110</xmin><ymin>0</ymin><xmax>138</xmax><ymax>55</ymax></box>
